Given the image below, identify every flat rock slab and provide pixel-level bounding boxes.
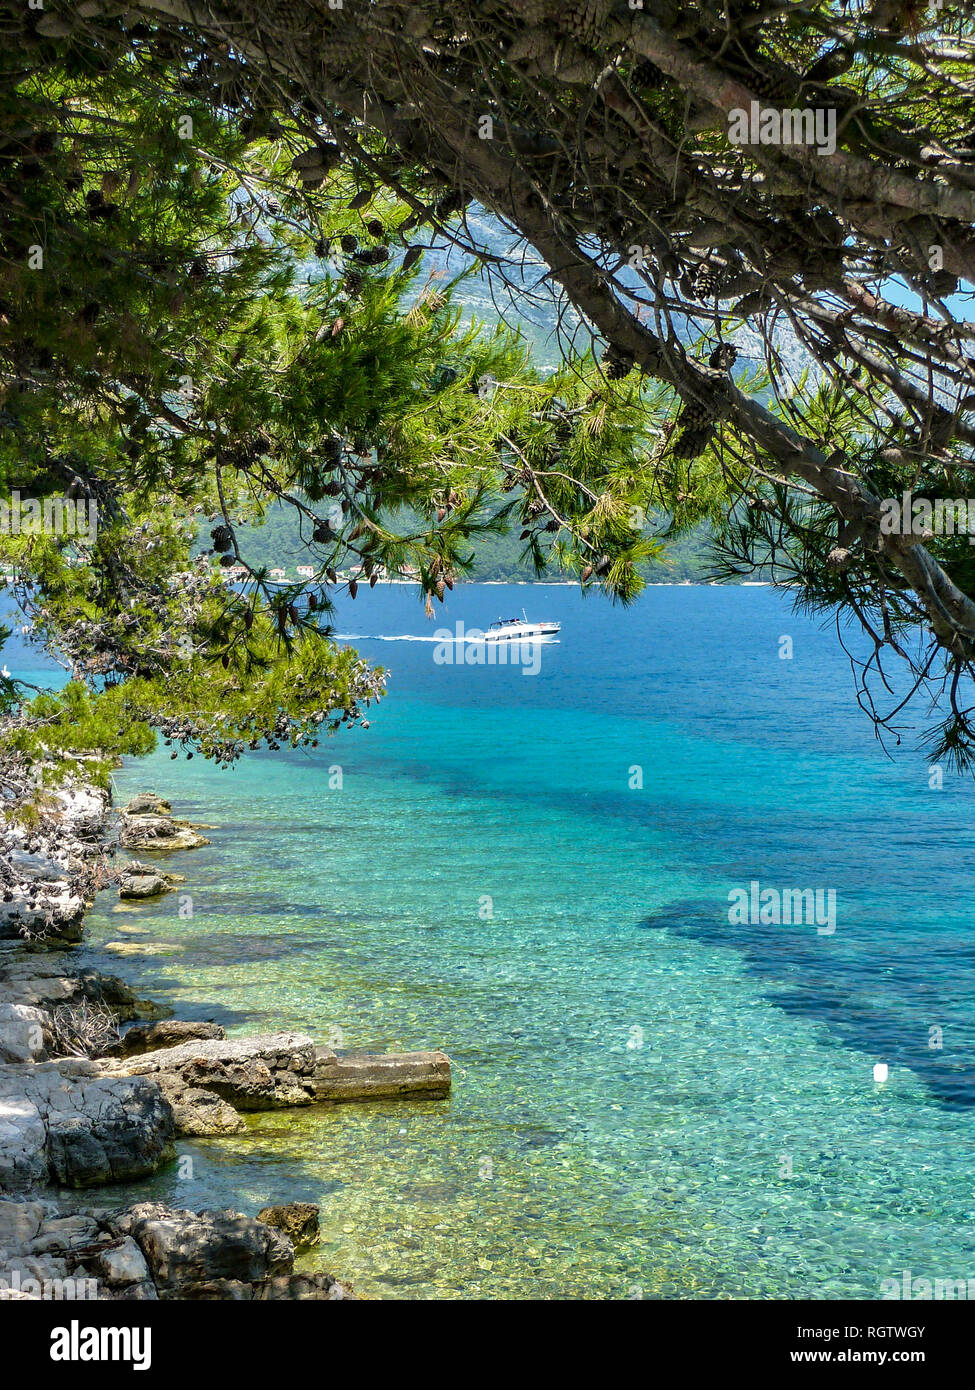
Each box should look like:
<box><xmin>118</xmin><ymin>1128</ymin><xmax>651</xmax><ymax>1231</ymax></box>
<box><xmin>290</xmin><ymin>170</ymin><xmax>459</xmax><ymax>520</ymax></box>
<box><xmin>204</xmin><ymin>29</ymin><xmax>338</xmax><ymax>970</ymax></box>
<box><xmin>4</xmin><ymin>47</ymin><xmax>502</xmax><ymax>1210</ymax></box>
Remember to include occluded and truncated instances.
<box><xmin>312</xmin><ymin>1050</ymin><xmax>452</xmax><ymax>1103</ymax></box>
<box><xmin>105</xmin><ymin>1033</ymin><xmax>452</xmax><ymax>1111</ymax></box>
<box><xmin>108</xmin><ymin>1031</ymin><xmax>317</xmax><ymax>1073</ymax></box>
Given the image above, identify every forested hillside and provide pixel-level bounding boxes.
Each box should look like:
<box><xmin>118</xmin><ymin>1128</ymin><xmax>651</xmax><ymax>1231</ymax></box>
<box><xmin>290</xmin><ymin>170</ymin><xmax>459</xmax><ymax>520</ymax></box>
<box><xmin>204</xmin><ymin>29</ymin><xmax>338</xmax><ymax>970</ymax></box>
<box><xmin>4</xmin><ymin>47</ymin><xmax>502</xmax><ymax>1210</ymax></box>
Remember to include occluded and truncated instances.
<box><xmin>224</xmin><ymin>498</ymin><xmax>720</xmax><ymax>583</ymax></box>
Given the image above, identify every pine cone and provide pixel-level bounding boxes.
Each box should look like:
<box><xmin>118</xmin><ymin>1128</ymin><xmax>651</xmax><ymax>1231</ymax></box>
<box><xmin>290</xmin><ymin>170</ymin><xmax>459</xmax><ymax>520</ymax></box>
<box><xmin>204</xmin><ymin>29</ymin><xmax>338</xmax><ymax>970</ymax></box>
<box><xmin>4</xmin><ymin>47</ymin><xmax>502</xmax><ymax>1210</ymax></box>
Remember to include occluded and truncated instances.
<box><xmin>631</xmin><ymin>59</ymin><xmax>660</xmax><ymax>88</ymax></box>
<box><xmin>677</xmin><ymin>401</ymin><xmax>713</xmax><ymax>430</ymax></box>
<box><xmin>693</xmin><ymin>263</ymin><xmax>720</xmax><ymax>299</ymax></box>
<box><xmin>708</xmin><ymin>344</ymin><xmax>737</xmax><ymax>370</ymax></box>
<box><xmin>563</xmin><ymin>0</ymin><xmax>613</xmax><ymax>45</ymax></box>
<box><xmin>435</xmin><ymin>190</ymin><xmax>468</xmax><ymax>219</ymax></box>
<box><xmin>672</xmin><ymin>425</ymin><xmax>714</xmax><ymax>460</ymax></box>
<box><xmin>602</xmin><ymin>344</ymin><xmax>634</xmax><ymax>380</ymax></box>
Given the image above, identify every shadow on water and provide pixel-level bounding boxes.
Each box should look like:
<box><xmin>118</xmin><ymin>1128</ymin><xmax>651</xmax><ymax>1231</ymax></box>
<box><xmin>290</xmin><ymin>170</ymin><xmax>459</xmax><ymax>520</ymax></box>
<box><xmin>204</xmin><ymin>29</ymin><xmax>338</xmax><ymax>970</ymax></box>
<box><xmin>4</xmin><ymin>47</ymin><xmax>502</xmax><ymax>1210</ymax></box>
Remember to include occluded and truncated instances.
<box><xmin>72</xmin><ymin>939</ymin><xmax>253</xmax><ymax>1034</ymax></box>
<box><xmin>52</xmin><ymin>1119</ymin><xmax>348</xmax><ymax>1219</ymax></box>
<box><xmin>640</xmin><ymin>901</ymin><xmax>975</xmax><ymax>1110</ymax></box>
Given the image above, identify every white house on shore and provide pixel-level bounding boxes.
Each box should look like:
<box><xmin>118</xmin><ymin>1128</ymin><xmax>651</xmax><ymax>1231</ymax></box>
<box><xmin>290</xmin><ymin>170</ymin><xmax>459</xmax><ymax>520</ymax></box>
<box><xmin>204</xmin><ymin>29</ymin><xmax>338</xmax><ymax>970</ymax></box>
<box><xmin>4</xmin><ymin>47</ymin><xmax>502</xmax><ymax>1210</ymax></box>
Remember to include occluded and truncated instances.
<box><xmin>270</xmin><ymin>568</ymin><xmax>287</xmax><ymax>580</ymax></box>
<box><xmin>296</xmin><ymin>565</ymin><xmax>315</xmax><ymax>579</ymax></box>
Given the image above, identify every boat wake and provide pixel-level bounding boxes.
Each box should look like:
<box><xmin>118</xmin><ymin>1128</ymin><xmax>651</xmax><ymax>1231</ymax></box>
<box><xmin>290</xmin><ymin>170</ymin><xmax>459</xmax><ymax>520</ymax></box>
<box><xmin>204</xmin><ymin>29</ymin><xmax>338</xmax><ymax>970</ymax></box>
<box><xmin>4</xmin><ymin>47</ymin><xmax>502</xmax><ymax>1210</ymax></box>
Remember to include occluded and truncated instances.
<box><xmin>331</xmin><ymin>633</ymin><xmax>443</xmax><ymax>642</ymax></box>
<box><xmin>332</xmin><ymin>632</ymin><xmax>560</xmax><ymax>644</ymax></box>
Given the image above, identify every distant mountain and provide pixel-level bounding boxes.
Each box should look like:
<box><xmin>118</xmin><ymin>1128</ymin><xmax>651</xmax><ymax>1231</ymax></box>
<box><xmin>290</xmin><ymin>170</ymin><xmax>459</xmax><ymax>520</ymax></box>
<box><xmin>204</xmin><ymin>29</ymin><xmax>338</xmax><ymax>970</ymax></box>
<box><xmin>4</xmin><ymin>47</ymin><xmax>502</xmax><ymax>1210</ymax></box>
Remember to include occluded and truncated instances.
<box><xmin>221</xmin><ymin>498</ymin><xmax>720</xmax><ymax>585</ymax></box>
<box><xmin>277</xmin><ymin>210</ymin><xmax>807</xmax><ymax>582</ymax></box>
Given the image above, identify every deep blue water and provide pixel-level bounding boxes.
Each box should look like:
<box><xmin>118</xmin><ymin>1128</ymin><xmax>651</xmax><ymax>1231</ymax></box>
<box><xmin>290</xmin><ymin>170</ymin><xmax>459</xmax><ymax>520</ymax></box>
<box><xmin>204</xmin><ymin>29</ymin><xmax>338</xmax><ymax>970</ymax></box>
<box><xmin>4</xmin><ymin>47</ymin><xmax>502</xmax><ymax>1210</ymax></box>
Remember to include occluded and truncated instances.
<box><xmin>20</xmin><ymin>582</ymin><xmax>975</xmax><ymax>1298</ymax></box>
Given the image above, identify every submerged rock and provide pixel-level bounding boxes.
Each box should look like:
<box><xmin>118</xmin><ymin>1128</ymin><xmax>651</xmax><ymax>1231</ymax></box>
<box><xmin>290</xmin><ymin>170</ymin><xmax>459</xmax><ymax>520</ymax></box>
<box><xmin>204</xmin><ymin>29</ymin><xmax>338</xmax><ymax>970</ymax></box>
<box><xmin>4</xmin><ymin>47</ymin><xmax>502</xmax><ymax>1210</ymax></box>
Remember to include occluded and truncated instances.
<box><xmin>257</xmin><ymin>1202</ymin><xmax>321</xmax><ymax>1251</ymax></box>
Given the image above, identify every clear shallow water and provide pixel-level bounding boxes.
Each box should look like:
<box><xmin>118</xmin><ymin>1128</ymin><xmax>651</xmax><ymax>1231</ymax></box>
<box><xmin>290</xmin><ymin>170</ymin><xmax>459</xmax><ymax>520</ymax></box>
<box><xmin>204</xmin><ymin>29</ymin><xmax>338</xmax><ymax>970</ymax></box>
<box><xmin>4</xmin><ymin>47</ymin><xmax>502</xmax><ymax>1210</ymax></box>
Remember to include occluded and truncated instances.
<box><xmin>57</xmin><ymin>584</ymin><xmax>975</xmax><ymax>1299</ymax></box>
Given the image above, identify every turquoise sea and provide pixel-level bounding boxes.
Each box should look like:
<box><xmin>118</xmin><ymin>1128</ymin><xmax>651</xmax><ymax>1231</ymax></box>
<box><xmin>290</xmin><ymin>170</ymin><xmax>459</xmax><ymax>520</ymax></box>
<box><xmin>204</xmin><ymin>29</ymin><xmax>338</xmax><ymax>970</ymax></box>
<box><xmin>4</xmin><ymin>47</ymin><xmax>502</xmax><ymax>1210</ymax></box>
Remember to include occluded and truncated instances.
<box><xmin>25</xmin><ymin>583</ymin><xmax>975</xmax><ymax>1299</ymax></box>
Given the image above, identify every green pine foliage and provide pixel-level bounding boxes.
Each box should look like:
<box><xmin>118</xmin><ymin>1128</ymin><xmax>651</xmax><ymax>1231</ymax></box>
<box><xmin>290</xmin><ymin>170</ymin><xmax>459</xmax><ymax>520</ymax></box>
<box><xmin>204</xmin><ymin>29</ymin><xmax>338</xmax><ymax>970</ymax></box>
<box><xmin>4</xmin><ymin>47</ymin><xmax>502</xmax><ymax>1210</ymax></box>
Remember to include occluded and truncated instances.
<box><xmin>0</xmin><ymin>28</ymin><xmax>663</xmax><ymax>791</ymax></box>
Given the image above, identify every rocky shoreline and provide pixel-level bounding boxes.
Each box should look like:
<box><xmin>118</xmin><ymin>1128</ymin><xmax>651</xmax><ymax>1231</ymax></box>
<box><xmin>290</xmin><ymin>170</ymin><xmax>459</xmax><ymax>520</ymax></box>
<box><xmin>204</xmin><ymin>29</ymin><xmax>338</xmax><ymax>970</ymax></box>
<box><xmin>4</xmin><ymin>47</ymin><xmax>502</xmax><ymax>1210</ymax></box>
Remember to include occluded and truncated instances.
<box><xmin>0</xmin><ymin>778</ymin><xmax>451</xmax><ymax>1300</ymax></box>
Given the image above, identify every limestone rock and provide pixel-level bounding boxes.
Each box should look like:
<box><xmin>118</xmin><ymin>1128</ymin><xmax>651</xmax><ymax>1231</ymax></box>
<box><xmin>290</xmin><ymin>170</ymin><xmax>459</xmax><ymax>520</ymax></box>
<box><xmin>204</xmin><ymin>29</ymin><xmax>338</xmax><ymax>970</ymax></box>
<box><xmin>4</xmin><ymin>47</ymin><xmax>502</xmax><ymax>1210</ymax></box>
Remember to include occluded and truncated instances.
<box><xmin>118</xmin><ymin>872</ymin><xmax>173</xmax><ymax>900</ymax></box>
<box><xmin>90</xmin><ymin>1236</ymin><xmax>151</xmax><ymax>1288</ymax></box>
<box><xmin>54</xmin><ymin>785</ymin><xmax>109</xmax><ymax>835</ymax></box>
<box><xmin>260</xmin><ymin>1272</ymin><xmax>354</xmax><ymax>1299</ymax></box>
<box><xmin>166</xmin><ymin>1086</ymin><xmax>243</xmax><ymax>1136</ymax></box>
<box><xmin>0</xmin><ymin>886</ymin><xmax>87</xmax><ymax>942</ymax></box>
<box><xmin>0</xmin><ymin>952</ymin><xmax>166</xmax><ymax>1024</ymax></box>
<box><xmin>0</xmin><ymin>1063</ymin><xmax>175</xmax><ymax>1191</ymax></box>
<box><xmin>0</xmin><ymin>1002</ymin><xmax>50</xmax><ymax>1063</ymax></box>
<box><xmin>113</xmin><ymin>1203</ymin><xmax>293</xmax><ymax>1297</ymax></box>
<box><xmin>119</xmin><ymin>814</ymin><xmax>210</xmax><ymax>852</ymax></box>
<box><xmin>27</xmin><ymin>1214</ymin><xmax>100</xmax><ymax>1253</ymax></box>
<box><xmin>7</xmin><ymin>849</ymin><xmax>70</xmax><ymax>881</ymax></box>
<box><xmin>0</xmin><ymin>1199</ymin><xmax>352</xmax><ymax>1301</ymax></box>
<box><xmin>0</xmin><ymin>1198</ymin><xmax>46</xmax><ymax>1249</ymax></box>
<box><xmin>104</xmin><ymin>1032</ymin><xmax>318</xmax><ymax>1115</ymax></box>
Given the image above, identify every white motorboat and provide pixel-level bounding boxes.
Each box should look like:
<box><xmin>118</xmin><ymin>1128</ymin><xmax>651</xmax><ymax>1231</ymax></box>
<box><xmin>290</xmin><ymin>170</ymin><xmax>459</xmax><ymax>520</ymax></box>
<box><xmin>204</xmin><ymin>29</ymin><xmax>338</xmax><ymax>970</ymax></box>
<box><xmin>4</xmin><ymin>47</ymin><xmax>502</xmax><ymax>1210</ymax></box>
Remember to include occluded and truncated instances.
<box><xmin>483</xmin><ymin>609</ymin><xmax>560</xmax><ymax>642</ymax></box>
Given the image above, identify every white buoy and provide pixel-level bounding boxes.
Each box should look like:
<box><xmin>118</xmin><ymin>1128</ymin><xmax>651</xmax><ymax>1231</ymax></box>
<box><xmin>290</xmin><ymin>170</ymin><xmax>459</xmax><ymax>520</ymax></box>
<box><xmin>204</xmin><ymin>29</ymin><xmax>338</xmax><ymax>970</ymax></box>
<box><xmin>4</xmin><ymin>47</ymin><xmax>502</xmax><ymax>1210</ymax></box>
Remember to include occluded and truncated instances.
<box><xmin>873</xmin><ymin>1063</ymin><xmax>889</xmax><ymax>1083</ymax></box>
